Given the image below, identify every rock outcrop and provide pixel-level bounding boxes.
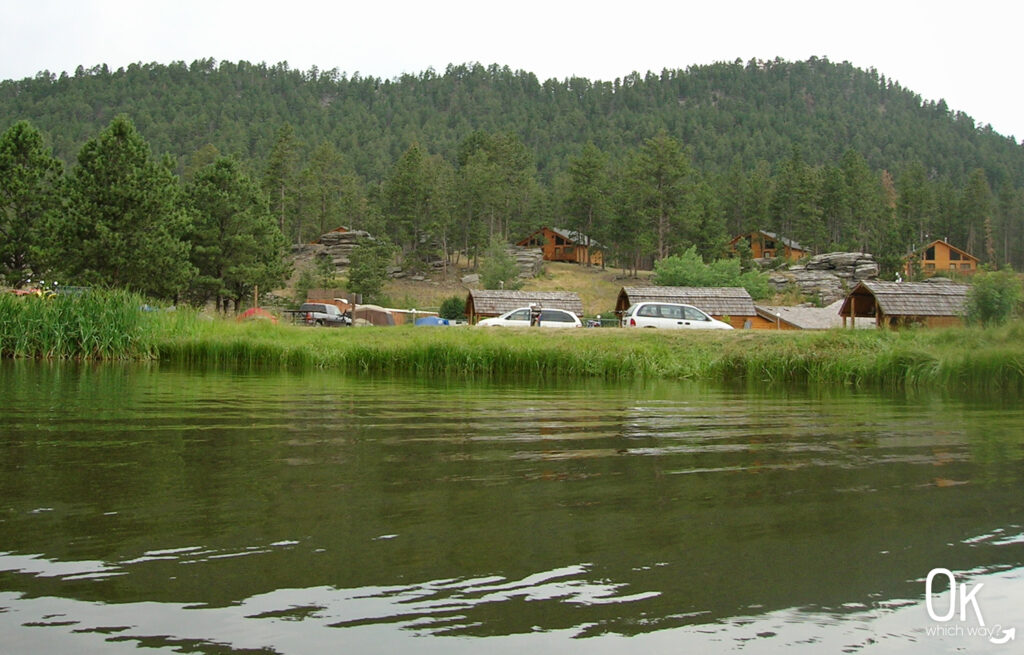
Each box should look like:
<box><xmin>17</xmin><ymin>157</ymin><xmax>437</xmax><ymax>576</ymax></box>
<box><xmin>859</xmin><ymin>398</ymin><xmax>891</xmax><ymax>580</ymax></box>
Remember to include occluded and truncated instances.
<box><xmin>509</xmin><ymin>246</ymin><xmax>544</xmax><ymax>279</ymax></box>
<box><xmin>291</xmin><ymin>229</ymin><xmax>377</xmax><ymax>276</ymax></box>
<box><xmin>769</xmin><ymin>252</ymin><xmax>879</xmax><ymax>303</ymax></box>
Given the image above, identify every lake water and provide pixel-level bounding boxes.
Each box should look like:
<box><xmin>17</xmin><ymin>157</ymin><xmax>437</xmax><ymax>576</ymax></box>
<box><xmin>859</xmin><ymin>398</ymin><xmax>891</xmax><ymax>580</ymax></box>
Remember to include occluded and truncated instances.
<box><xmin>1</xmin><ymin>361</ymin><xmax>1022</xmax><ymax>654</ymax></box>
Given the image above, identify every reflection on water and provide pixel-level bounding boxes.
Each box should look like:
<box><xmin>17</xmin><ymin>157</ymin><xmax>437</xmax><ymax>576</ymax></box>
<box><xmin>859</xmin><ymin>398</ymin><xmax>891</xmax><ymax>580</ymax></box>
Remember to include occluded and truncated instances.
<box><xmin>1</xmin><ymin>361</ymin><xmax>1022</xmax><ymax>654</ymax></box>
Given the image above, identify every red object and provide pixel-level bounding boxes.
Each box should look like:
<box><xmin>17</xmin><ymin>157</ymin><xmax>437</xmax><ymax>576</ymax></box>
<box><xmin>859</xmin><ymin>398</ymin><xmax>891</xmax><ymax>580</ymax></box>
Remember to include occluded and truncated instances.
<box><xmin>237</xmin><ymin>307</ymin><xmax>278</xmax><ymax>324</ymax></box>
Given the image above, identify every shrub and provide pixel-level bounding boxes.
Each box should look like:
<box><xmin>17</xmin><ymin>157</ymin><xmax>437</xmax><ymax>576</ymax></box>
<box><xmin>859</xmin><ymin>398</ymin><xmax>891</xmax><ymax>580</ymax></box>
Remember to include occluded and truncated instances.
<box><xmin>438</xmin><ymin>295</ymin><xmax>467</xmax><ymax>320</ymax></box>
<box><xmin>652</xmin><ymin>246</ymin><xmax>772</xmax><ymax>299</ymax></box>
<box><xmin>965</xmin><ymin>267</ymin><xmax>1022</xmax><ymax>326</ymax></box>
<box><xmin>480</xmin><ymin>239</ymin><xmax>523</xmax><ymax>290</ymax></box>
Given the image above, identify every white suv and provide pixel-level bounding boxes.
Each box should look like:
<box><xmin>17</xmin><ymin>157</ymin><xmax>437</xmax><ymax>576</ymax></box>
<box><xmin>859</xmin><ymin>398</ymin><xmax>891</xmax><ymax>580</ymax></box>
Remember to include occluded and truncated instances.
<box><xmin>621</xmin><ymin>302</ymin><xmax>733</xmax><ymax>330</ymax></box>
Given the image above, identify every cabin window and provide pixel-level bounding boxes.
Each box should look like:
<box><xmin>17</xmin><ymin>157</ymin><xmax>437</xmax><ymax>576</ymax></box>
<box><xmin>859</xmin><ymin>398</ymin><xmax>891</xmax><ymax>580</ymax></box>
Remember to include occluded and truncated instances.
<box><xmin>925</xmin><ymin>246</ymin><xmax>936</xmax><ymax>260</ymax></box>
<box><xmin>961</xmin><ymin>263</ymin><xmax>971</xmax><ymax>270</ymax></box>
<box><xmin>764</xmin><ymin>240</ymin><xmax>776</xmax><ymax>249</ymax></box>
<box><xmin>925</xmin><ymin>263</ymin><xmax>935</xmax><ymax>271</ymax></box>
<box><xmin>949</xmin><ymin>250</ymin><xmax>961</xmax><ymax>261</ymax></box>
<box><xmin>554</xmin><ymin>235</ymin><xmax>569</xmax><ymax>245</ymax></box>
<box><xmin>949</xmin><ymin>264</ymin><xmax>957</xmax><ymax>270</ymax></box>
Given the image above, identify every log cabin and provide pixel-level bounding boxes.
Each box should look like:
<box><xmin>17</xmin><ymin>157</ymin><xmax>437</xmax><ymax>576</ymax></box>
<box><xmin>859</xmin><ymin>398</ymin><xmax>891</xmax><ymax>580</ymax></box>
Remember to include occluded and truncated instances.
<box><xmin>902</xmin><ymin>239</ymin><xmax>979</xmax><ymax>278</ymax></box>
<box><xmin>729</xmin><ymin>230</ymin><xmax>808</xmax><ymax>262</ymax></box>
<box><xmin>517</xmin><ymin>227</ymin><xmax>603</xmax><ymax>266</ymax></box>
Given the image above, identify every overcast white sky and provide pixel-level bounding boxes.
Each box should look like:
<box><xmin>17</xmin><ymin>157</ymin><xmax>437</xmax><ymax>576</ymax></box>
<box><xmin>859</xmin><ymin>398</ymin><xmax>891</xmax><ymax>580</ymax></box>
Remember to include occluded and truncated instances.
<box><xmin>2</xmin><ymin>0</ymin><xmax>1022</xmax><ymax>142</ymax></box>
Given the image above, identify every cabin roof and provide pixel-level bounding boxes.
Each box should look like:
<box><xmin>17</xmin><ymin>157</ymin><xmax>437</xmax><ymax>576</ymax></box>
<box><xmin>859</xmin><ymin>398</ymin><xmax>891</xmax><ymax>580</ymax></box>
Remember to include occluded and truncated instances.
<box><xmin>467</xmin><ymin>289</ymin><xmax>584</xmax><ymax>316</ymax></box>
<box><xmin>731</xmin><ymin>230</ymin><xmax>806</xmax><ymax>253</ymax></box>
<box><xmin>905</xmin><ymin>239</ymin><xmax>979</xmax><ymax>262</ymax></box>
<box><xmin>839</xmin><ymin>281</ymin><xmax>970</xmax><ymax>317</ymax></box>
<box><xmin>617</xmin><ymin>286</ymin><xmax>756</xmax><ymax>316</ymax></box>
<box><xmin>756</xmin><ymin>300</ymin><xmax>875</xmax><ymax>329</ymax></box>
<box><xmin>519</xmin><ymin>226</ymin><xmax>602</xmax><ymax>249</ymax></box>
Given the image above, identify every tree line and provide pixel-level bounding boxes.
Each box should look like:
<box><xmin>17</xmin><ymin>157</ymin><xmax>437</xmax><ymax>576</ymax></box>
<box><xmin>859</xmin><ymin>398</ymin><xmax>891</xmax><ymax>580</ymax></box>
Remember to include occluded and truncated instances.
<box><xmin>0</xmin><ymin>118</ymin><xmax>288</xmax><ymax>308</ymax></box>
<box><xmin>3</xmin><ymin>114</ymin><xmax>1022</xmax><ymax>308</ymax></box>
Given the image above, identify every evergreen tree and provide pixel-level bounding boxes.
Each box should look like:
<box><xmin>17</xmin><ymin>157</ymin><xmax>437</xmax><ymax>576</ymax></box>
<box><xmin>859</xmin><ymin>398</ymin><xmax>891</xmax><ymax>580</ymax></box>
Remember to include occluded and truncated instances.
<box><xmin>59</xmin><ymin>115</ymin><xmax>193</xmax><ymax>298</ymax></box>
<box><xmin>186</xmin><ymin>156</ymin><xmax>289</xmax><ymax>311</ymax></box>
<box><xmin>0</xmin><ymin>121</ymin><xmax>63</xmax><ymax>286</ymax></box>
<box><xmin>563</xmin><ymin>143</ymin><xmax>612</xmax><ymax>267</ymax></box>
<box><xmin>263</xmin><ymin>123</ymin><xmax>301</xmax><ymax>242</ymax></box>
<box><xmin>623</xmin><ymin>132</ymin><xmax>695</xmax><ymax>261</ymax></box>
<box><xmin>687</xmin><ymin>180</ymin><xmax>729</xmax><ymax>259</ymax></box>
<box><xmin>454</xmin><ymin>131</ymin><xmax>533</xmax><ymax>245</ymax></box>
<box><xmin>770</xmin><ymin>147</ymin><xmax>824</xmax><ymax>252</ymax></box>
<box><xmin>346</xmin><ymin>237</ymin><xmax>395</xmax><ymax>302</ymax></box>
<box><xmin>383</xmin><ymin>143</ymin><xmax>446</xmax><ymax>269</ymax></box>
<box><xmin>960</xmin><ymin>169</ymin><xmax>993</xmax><ymax>259</ymax></box>
<box><xmin>295</xmin><ymin>141</ymin><xmax>358</xmax><ymax>241</ymax></box>
<box><xmin>895</xmin><ymin>161</ymin><xmax>935</xmax><ymax>249</ymax></box>
<box><xmin>839</xmin><ymin>149</ymin><xmax>886</xmax><ymax>254</ymax></box>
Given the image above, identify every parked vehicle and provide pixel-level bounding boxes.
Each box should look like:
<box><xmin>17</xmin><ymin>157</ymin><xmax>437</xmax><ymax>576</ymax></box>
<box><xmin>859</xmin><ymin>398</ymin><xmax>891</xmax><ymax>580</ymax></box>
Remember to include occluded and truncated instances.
<box><xmin>621</xmin><ymin>302</ymin><xmax>733</xmax><ymax>330</ymax></box>
<box><xmin>298</xmin><ymin>302</ymin><xmax>351</xmax><ymax>327</ymax></box>
<box><xmin>478</xmin><ymin>307</ymin><xmax>583</xmax><ymax>328</ymax></box>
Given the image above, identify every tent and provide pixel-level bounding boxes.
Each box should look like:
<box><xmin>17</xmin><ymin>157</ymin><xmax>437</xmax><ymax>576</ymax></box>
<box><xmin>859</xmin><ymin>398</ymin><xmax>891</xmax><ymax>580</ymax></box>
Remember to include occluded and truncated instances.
<box><xmin>352</xmin><ymin>304</ymin><xmax>395</xmax><ymax>326</ymax></box>
<box><xmin>415</xmin><ymin>316</ymin><xmax>450</xmax><ymax>326</ymax></box>
<box><xmin>236</xmin><ymin>307</ymin><xmax>278</xmax><ymax>324</ymax></box>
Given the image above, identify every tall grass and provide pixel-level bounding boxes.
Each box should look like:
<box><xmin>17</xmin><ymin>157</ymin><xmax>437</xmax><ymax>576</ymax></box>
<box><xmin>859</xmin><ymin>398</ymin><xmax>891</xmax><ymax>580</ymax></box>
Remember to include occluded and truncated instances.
<box><xmin>0</xmin><ymin>289</ymin><xmax>159</xmax><ymax>359</ymax></box>
<box><xmin>5</xmin><ymin>291</ymin><xmax>1023</xmax><ymax>392</ymax></box>
<box><xmin>154</xmin><ymin>318</ymin><xmax>1024</xmax><ymax>392</ymax></box>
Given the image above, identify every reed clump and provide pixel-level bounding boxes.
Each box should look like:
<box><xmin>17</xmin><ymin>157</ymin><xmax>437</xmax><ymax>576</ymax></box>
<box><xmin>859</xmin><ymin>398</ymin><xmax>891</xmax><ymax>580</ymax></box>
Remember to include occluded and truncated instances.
<box><xmin>0</xmin><ymin>289</ymin><xmax>159</xmax><ymax>359</ymax></box>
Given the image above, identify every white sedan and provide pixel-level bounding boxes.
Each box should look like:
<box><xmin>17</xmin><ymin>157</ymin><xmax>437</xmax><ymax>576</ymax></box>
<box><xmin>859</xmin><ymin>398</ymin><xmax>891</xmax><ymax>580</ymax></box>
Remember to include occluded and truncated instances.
<box><xmin>478</xmin><ymin>307</ymin><xmax>583</xmax><ymax>328</ymax></box>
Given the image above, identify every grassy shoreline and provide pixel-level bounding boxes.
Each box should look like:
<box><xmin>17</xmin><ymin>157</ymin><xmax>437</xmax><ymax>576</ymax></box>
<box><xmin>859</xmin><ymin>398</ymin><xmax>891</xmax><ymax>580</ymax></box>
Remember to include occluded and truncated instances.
<box><xmin>153</xmin><ymin>314</ymin><xmax>1024</xmax><ymax>392</ymax></box>
<box><xmin>3</xmin><ymin>291</ymin><xmax>1023</xmax><ymax>391</ymax></box>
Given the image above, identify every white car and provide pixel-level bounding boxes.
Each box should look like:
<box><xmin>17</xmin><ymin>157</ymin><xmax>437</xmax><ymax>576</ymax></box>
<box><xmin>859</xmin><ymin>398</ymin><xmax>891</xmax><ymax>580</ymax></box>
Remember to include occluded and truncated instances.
<box><xmin>621</xmin><ymin>302</ymin><xmax>733</xmax><ymax>330</ymax></box>
<box><xmin>478</xmin><ymin>307</ymin><xmax>583</xmax><ymax>328</ymax></box>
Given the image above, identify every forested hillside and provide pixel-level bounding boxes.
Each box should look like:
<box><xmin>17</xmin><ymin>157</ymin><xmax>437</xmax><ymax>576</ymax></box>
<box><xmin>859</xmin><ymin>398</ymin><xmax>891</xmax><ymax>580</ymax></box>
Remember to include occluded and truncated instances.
<box><xmin>3</xmin><ymin>56</ymin><xmax>1024</xmax><ymax>297</ymax></box>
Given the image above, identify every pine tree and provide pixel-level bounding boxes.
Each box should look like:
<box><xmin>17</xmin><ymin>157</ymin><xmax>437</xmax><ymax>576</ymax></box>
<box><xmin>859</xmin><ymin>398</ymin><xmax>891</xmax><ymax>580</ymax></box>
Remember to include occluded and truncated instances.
<box><xmin>960</xmin><ymin>169</ymin><xmax>993</xmax><ymax>259</ymax></box>
<box><xmin>770</xmin><ymin>147</ymin><xmax>824</xmax><ymax>252</ymax></box>
<box><xmin>383</xmin><ymin>143</ymin><xmax>435</xmax><ymax>267</ymax></box>
<box><xmin>295</xmin><ymin>141</ymin><xmax>359</xmax><ymax>241</ymax></box>
<box><xmin>623</xmin><ymin>132</ymin><xmax>695</xmax><ymax>261</ymax></box>
<box><xmin>60</xmin><ymin>115</ymin><xmax>193</xmax><ymax>298</ymax></box>
<box><xmin>0</xmin><ymin>121</ymin><xmax>63</xmax><ymax>286</ymax></box>
<box><xmin>186</xmin><ymin>156</ymin><xmax>289</xmax><ymax>311</ymax></box>
<box><xmin>563</xmin><ymin>143</ymin><xmax>612</xmax><ymax>267</ymax></box>
<box><xmin>263</xmin><ymin>123</ymin><xmax>301</xmax><ymax>242</ymax></box>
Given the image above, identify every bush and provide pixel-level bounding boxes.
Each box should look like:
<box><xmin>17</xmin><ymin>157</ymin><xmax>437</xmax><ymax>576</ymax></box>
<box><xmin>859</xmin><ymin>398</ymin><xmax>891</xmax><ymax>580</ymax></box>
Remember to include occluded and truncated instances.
<box><xmin>438</xmin><ymin>295</ymin><xmax>467</xmax><ymax>320</ymax></box>
<box><xmin>965</xmin><ymin>267</ymin><xmax>1022</xmax><ymax>326</ymax></box>
<box><xmin>480</xmin><ymin>239</ymin><xmax>523</xmax><ymax>290</ymax></box>
<box><xmin>652</xmin><ymin>246</ymin><xmax>772</xmax><ymax>299</ymax></box>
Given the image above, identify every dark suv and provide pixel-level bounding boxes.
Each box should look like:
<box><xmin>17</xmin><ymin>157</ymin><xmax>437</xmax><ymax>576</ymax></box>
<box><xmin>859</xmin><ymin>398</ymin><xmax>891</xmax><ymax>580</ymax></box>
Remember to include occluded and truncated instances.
<box><xmin>298</xmin><ymin>303</ymin><xmax>351</xmax><ymax>327</ymax></box>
